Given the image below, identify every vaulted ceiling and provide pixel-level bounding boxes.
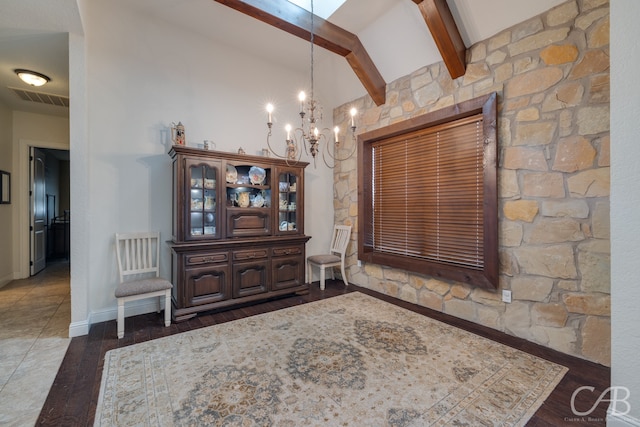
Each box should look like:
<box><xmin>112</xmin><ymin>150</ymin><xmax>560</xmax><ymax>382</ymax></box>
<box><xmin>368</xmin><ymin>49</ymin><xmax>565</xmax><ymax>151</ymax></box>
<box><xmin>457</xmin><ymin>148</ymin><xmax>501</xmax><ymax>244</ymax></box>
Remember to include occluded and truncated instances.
<box><xmin>0</xmin><ymin>0</ymin><xmax>566</xmax><ymax>116</ymax></box>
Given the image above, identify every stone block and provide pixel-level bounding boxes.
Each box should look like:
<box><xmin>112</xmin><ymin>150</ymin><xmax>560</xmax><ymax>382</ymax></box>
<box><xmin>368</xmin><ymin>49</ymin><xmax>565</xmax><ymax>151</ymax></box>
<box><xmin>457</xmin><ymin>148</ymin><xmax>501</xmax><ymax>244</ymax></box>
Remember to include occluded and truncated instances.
<box><xmin>597</xmin><ymin>135</ymin><xmax>610</xmax><ymax>167</ymax></box>
<box><xmin>526</xmin><ymin>218</ymin><xmax>584</xmax><ymax>244</ymax></box>
<box><xmin>463</xmin><ymin>63</ymin><xmax>491</xmax><ymax>86</ymax></box>
<box><xmin>486</xmin><ymin>50</ymin><xmax>507</xmax><ymax>66</ymax></box>
<box><xmin>582</xmin><ymin>316</ymin><xmax>611</xmax><ymax>366</ymax></box>
<box><xmin>384</xmin><ymin>268</ymin><xmax>408</xmax><ymax>282</ymax></box>
<box><xmin>506</xmin><ymin>68</ymin><xmax>564</xmax><ymax>99</ymax></box>
<box><xmin>583</xmin><ymin>0</ymin><xmax>608</xmax><ymax>9</ymax></box>
<box><xmin>541</xmin><ymin>200</ymin><xmax>589</xmax><ymax>219</ymax></box>
<box><xmin>544</xmin><ymin>326</ymin><xmax>577</xmax><ymax>355</ymax></box>
<box><xmin>592</xmin><ymin>201</ymin><xmax>610</xmax><ymax>239</ymax></box>
<box><xmin>512</xmin><ymin>276</ymin><xmax>554</xmax><ymax>302</ymax></box>
<box><xmin>546</xmin><ymin>1</ymin><xmax>579</xmax><ymax>26</ymax></box>
<box><xmin>469</xmin><ymin>43</ymin><xmax>487</xmax><ymax>62</ymax></box>
<box><xmin>361</xmin><ymin>107</ymin><xmax>382</xmax><ymax>127</ymax></box>
<box><xmin>563</xmin><ymin>293</ymin><xmax>610</xmax><ymax>315</ymax></box>
<box><xmin>567</xmin><ymin>167</ymin><xmax>610</xmax><ymax>197</ymax></box>
<box><xmin>471</xmin><ymin>288</ymin><xmax>504</xmax><ymax>307</ymax></box>
<box><xmin>509</xmin><ymin>28</ymin><xmax>570</xmax><ymax>56</ymax></box>
<box><xmin>364</xmin><ymin>263</ymin><xmax>384</xmax><ymax>279</ymax></box>
<box><xmin>553</xmin><ymin>136</ymin><xmax>596</xmax><ymax>172</ymax></box>
<box><xmin>540</xmin><ymin>44</ymin><xmax>579</xmax><ymax>65</ymax></box>
<box><xmin>515</xmin><ymin>244</ymin><xmax>577</xmax><ymax>279</ymax></box>
<box><xmin>504</xmin><ymin>200</ymin><xmax>539</xmax><ymax>222</ymax></box>
<box><xmin>499</xmin><ymin>117</ymin><xmax>512</xmax><ymax>146</ymax></box>
<box><xmin>381</xmin><ymin>281</ymin><xmax>400</xmax><ymax>297</ymax></box>
<box><xmin>418</xmin><ymin>290</ymin><xmax>443</xmax><ymax>311</ymax></box>
<box><xmin>409</xmin><ymin>275</ymin><xmax>427</xmax><ymax>289</ymax></box>
<box><xmin>576</xmin><ymin>8</ymin><xmax>608</xmax><ymax>30</ymax></box>
<box><xmin>500</xmin><ymin>221</ymin><xmax>523</xmax><ymax>247</ymax></box>
<box><xmin>513</xmin><ymin>122</ymin><xmax>557</xmax><ymax>146</ymax></box>
<box><xmin>558</xmin><ymin>280</ymin><xmax>579</xmax><ymax>291</ymax></box>
<box><xmin>588</xmin><ymin>16</ymin><xmax>609</xmax><ymax>48</ymax></box>
<box><xmin>415</xmin><ymin>81</ymin><xmax>443</xmax><ymax>107</ymax></box>
<box><xmin>477</xmin><ymin>306</ymin><xmax>502</xmax><ymax>329</ymax></box>
<box><xmin>410</xmin><ymin>69</ymin><xmax>433</xmax><ymax>91</ymax></box>
<box><xmin>499</xmin><ymin>249</ymin><xmax>520</xmax><ymax>277</ymax></box>
<box><xmin>503</xmin><ymin>147</ymin><xmax>548</xmax><ymax>171</ymax></box>
<box><xmin>425</xmin><ymin>279</ymin><xmax>451</xmax><ymax>296</ymax></box>
<box><xmin>504</xmin><ymin>302</ymin><xmax>532</xmax><ymax>338</ymax></box>
<box><xmin>532</xmin><ymin>303</ymin><xmax>568</xmax><ymax>327</ymax></box>
<box><xmin>499</xmin><ymin>169</ymin><xmax>519</xmax><ymax>198</ymax></box>
<box><xmin>542</xmin><ymin>82</ymin><xmax>585</xmax><ymax>112</ymax></box>
<box><xmin>399</xmin><ymin>285</ymin><xmax>418</xmax><ymax>304</ymax></box>
<box><xmin>488</xmin><ymin>31</ymin><xmax>511</xmax><ymax>51</ymax></box>
<box><xmin>514</xmin><ymin>57</ymin><xmax>538</xmax><ymax>75</ymax></box>
<box><xmin>450</xmin><ymin>284</ymin><xmax>471</xmax><ymax>300</ymax></box>
<box><xmin>578</xmin><ymin>239</ymin><xmax>610</xmax><ymax>294</ymax></box>
<box><xmin>444</xmin><ymin>298</ymin><xmax>476</xmax><ymax>323</ymax></box>
<box><xmin>494</xmin><ymin>63</ymin><xmax>513</xmax><ymax>83</ymax></box>
<box><xmin>515</xmin><ymin>107</ymin><xmax>540</xmax><ymax>122</ymax></box>
<box><xmin>569</xmin><ymin>50</ymin><xmax>610</xmax><ymax>80</ymax></box>
<box><xmin>577</xmin><ymin>105</ymin><xmax>610</xmax><ymax>135</ymax></box>
<box><xmin>522</xmin><ymin>172</ymin><xmax>565</xmax><ymax>198</ymax></box>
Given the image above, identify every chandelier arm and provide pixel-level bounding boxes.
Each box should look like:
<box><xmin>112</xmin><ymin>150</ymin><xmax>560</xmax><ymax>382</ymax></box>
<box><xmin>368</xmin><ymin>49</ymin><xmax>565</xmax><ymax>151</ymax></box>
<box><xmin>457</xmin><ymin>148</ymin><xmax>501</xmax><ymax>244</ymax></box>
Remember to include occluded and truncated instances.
<box><xmin>323</xmin><ymin>131</ymin><xmax>357</xmax><ymax>163</ymax></box>
<box><xmin>266</xmin><ymin>129</ymin><xmax>290</xmax><ymax>160</ymax></box>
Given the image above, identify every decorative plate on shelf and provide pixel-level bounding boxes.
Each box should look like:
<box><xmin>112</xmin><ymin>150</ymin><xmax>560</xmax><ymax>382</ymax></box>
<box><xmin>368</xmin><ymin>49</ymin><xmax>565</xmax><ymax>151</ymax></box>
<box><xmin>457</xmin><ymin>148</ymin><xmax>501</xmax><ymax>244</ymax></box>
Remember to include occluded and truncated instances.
<box><xmin>249</xmin><ymin>166</ymin><xmax>266</xmax><ymax>185</ymax></box>
<box><xmin>226</xmin><ymin>164</ymin><xmax>237</xmax><ymax>183</ymax></box>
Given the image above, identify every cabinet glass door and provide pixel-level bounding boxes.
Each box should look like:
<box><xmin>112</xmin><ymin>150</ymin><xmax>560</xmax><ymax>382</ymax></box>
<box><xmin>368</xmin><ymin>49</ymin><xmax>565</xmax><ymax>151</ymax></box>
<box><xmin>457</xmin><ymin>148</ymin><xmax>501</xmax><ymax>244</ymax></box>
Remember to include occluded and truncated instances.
<box><xmin>188</xmin><ymin>161</ymin><xmax>219</xmax><ymax>239</ymax></box>
<box><xmin>277</xmin><ymin>171</ymin><xmax>299</xmax><ymax>233</ymax></box>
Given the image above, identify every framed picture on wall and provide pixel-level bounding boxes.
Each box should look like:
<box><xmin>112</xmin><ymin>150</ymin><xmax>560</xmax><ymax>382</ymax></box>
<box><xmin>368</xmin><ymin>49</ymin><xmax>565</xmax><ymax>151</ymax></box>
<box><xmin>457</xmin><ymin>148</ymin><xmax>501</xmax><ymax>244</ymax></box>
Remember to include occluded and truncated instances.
<box><xmin>0</xmin><ymin>170</ymin><xmax>10</xmax><ymax>204</ymax></box>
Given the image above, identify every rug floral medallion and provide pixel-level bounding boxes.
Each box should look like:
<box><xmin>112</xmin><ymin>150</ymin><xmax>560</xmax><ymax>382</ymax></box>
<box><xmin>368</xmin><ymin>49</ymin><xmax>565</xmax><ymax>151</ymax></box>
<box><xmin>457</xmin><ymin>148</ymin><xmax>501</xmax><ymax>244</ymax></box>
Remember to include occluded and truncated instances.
<box><xmin>95</xmin><ymin>292</ymin><xmax>567</xmax><ymax>426</ymax></box>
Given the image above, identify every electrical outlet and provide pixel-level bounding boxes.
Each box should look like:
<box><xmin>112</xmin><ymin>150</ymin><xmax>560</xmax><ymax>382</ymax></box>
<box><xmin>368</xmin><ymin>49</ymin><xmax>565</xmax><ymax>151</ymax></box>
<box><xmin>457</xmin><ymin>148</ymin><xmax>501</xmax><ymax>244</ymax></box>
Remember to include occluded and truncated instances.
<box><xmin>502</xmin><ymin>290</ymin><xmax>512</xmax><ymax>303</ymax></box>
<box><xmin>357</xmin><ymin>260</ymin><xmax>362</xmax><ymax>267</ymax></box>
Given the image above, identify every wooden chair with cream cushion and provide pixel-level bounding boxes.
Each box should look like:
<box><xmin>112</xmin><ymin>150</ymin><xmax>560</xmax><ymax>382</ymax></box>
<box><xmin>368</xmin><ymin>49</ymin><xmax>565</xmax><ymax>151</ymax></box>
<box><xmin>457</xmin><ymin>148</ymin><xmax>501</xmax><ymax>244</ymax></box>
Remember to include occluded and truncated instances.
<box><xmin>307</xmin><ymin>225</ymin><xmax>352</xmax><ymax>290</ymax></box>
<box><xmin>114</xmin><ymin>231</ymin><xmax>172</xmax><ymax>339</ymax></box>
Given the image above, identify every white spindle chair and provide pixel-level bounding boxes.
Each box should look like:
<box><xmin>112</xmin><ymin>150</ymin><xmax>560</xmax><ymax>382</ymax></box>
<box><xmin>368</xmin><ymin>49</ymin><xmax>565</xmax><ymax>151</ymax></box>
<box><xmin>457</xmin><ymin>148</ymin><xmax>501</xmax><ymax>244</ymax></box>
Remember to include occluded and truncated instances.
<box><xmin>307</xmin><ymin>225</ymin><xmax>352</xmax><ymax>290</ymax></box>
<box><xmin>114</xmin><ymin>231</ymin><xmax>172</xmax><ymax>338</ymax></box>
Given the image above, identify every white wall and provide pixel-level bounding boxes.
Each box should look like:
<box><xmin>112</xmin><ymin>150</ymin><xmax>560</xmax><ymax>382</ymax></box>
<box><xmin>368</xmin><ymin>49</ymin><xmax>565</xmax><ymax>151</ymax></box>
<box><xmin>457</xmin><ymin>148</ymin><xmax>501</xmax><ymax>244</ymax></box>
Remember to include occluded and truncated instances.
<box><xmin>10</xmin><ymin>112</ymin><xmax>69</xmax><ymax>279</ymax></box>
<box><xmin>0</xmin><ymin>103</ymin><xmax>12</xmax><ymax>287</ymax></box>
<box><xmin>610</xmin><ymin>1</ymin><xmax>640</xmax><ymax>425</ymax></box>
<box><xmin>76</xmin><ymin>1</ymin><xmax>336</xmax><ymax>327</ymax></box>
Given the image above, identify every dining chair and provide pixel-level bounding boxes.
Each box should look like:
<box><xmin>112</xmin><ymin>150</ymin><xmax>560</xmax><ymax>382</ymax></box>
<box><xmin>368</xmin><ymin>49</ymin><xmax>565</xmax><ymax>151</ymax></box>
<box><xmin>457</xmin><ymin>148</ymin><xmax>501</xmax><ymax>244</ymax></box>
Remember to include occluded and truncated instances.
<box><xmin>114</xmin><ymin>231</ymin><xmax>172</xmax><ymax>338</ymax></box>
<box><xmin>307</xmin><ymin>225</ymin><xmax>352</xmax><ymax>290</ymax></box>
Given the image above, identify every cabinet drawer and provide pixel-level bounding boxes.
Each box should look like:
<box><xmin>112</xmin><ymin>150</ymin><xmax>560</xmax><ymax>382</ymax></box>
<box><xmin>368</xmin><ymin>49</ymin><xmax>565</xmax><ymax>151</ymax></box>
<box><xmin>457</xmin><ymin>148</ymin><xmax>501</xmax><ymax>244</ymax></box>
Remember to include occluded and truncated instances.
<box><xmin>186</xmin><ymin>252</ymin><xmax>229</xmax><ymax>266</ymax></box>
<box><xmin>227</xmin><ymin>210</ymin><xmax>271</xmax><ymax>237</ymax></box>
<box><xmin>272</xmin><ymin>246</ymin><xmax>303</xmax><ymax>257</ymax></box>
<box><xmin>233</xmin><ymin>249</ymin><xmax>269</xmax><ymax>261</ymax></box>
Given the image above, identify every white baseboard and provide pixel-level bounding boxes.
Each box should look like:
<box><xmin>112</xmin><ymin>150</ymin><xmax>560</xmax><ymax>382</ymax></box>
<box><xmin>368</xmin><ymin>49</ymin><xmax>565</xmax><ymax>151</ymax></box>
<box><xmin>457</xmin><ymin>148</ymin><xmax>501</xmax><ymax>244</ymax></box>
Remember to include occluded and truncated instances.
<box><xmin>69</xmin><ymin>300</ymin><xmax>166</xmax><ymax>338</ymax></box>
<box><xmin>0</xmin><ymin>272</ymin><xmax>19</xmax><ymax>289</ymax></box>
<box><xmin>69</xmin><ymin>319</ymin><xmax>90</xmax><ymax>337</ymax></box>
<box><xmin>608</xmin><ymin>408</ymin><xmax>640</xmax><ymax>426</ymax></box>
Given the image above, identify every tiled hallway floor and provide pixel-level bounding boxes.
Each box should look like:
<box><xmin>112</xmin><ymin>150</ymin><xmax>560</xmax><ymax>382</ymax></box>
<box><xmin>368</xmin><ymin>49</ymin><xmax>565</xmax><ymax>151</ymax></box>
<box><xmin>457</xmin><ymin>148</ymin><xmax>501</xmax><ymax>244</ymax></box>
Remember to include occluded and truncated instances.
<box><xmin>0</xmin><ymin>261</ymin><xmax>71</xmax><ymax>426</ymax></box>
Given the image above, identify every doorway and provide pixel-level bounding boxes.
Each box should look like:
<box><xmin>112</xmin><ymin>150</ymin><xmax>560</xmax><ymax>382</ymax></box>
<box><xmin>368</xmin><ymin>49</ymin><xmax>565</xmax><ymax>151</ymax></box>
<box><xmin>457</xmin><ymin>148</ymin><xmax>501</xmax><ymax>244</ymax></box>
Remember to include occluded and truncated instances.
<box><xmin>30</xmin><ymin>147</ymin><xmax>70</xmax><ymax>275</ymax></box>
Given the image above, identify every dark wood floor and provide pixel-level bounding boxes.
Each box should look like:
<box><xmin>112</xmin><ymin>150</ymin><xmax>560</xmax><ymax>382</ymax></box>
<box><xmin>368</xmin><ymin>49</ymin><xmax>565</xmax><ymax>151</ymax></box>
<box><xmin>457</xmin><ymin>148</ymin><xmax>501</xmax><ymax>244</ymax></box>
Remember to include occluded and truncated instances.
<box><xmin>36</xmin><ymin>281</ymin><xmax>610</xmax><ymax>426</ymax></box>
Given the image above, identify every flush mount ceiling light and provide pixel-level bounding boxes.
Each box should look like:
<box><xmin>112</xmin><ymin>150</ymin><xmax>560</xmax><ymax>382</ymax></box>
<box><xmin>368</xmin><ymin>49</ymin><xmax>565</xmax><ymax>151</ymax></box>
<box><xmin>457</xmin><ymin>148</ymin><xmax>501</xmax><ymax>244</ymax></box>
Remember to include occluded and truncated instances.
<box><xmin>14</xmin><ymin>69</ymin><xmax>51</xmax><ymax>87</ymax></box>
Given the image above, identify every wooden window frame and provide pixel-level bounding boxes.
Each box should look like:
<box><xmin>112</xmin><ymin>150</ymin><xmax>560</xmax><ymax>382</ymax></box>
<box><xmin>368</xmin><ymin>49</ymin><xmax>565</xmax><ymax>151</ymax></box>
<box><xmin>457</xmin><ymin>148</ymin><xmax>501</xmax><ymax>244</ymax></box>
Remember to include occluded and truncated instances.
<box><xmin>357</xmin><ymin>93</ymin><xmax>498</xmax><ymax>289</ymax></box>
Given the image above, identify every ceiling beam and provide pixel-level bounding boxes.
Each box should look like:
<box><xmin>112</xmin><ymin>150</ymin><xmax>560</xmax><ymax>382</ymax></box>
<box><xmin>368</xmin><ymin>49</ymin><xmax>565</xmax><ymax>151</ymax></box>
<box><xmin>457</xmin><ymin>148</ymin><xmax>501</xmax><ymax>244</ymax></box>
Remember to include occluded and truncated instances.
<box><xmin>413</xmin><ymin>0</ymin><xmax>466</xmax><ymax>79</ymax></box>
<box><xmin>214</xmin><ymin>0</ymin><xmax>386</xmax><ymax>106</ymax></box>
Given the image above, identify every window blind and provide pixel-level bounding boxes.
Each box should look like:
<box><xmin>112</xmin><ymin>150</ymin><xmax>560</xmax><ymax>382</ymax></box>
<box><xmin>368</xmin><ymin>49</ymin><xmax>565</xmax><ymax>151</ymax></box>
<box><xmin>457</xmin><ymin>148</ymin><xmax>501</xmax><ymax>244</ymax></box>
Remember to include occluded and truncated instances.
<box><xmin>369</xmin><ymin>114</ymin><xmax>484</xmax><ymax>269</ymax></box>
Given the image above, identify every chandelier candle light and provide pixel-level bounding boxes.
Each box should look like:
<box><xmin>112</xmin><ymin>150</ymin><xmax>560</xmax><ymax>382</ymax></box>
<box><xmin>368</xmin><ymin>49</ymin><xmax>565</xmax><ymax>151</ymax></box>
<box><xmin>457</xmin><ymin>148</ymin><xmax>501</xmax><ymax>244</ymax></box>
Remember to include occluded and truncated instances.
<box><xmin>265</xmin><ymin>0</ymin><xmax>357</xmax><ymax>167</ymax></box>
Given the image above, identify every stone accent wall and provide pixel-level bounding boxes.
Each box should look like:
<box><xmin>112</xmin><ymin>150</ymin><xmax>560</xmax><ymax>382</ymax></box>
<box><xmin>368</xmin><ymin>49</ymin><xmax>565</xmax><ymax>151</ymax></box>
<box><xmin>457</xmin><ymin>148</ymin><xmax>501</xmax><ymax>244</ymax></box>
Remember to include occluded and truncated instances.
<box><xmin>332</xmin><ymin>0</ymin><xmax>610</xmax><ymax>365</ymax></box>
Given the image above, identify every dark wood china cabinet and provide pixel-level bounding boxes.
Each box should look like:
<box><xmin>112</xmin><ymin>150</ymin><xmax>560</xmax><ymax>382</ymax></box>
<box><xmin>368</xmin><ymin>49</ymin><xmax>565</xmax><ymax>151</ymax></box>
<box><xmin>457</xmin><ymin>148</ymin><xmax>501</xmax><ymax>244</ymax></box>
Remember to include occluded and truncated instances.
<box><xmin>168</xmin><ymin>145</ymin><xmax>310</xmax><ymax>321</ymax></box>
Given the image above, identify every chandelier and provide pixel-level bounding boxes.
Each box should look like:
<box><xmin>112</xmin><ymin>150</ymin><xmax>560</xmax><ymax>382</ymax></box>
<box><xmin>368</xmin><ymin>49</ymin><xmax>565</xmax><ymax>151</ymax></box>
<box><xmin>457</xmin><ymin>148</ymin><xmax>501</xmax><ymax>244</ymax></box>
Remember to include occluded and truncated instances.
<box><xmin>265</xmin><ymin>0</ymin><xmax>357</xmax><ymax>167</ymax></box>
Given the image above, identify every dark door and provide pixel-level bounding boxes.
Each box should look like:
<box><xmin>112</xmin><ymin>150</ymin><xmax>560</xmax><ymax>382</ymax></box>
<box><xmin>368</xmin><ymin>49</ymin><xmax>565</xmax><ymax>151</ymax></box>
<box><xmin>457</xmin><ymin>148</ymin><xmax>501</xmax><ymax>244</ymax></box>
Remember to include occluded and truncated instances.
<box><xmin>31</xmin><ymin>147</ymin><xmax>46</xmax><ymax>275</ymax></box>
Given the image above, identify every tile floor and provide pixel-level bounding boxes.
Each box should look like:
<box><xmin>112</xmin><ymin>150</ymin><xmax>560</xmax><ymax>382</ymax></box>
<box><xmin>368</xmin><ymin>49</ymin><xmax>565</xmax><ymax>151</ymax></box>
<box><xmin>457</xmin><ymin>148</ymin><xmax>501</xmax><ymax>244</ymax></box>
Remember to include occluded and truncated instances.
<box><xmin>0</xmin><ymin>261</ymin><xmax>71</xmax><ymax>427</ymax></box>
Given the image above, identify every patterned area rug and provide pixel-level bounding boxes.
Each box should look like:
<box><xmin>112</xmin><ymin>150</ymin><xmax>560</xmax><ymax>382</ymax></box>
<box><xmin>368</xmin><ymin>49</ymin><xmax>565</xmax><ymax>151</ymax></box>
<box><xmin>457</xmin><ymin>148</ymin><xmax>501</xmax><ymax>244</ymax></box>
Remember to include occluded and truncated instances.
<box><xmin>95</xmin><ymin>292</ymin><xmax>567</xmax><ymax>426</ymax></box>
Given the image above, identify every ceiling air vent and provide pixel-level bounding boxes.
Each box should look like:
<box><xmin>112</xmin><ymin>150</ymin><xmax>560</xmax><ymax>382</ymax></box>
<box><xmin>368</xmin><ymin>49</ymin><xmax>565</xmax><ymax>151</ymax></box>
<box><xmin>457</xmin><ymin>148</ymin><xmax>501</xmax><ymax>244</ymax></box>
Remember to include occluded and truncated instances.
<box><xmin>9</xmin><ymin>87</ymin><xmax>70</xmax><ymax>107</ymax></box>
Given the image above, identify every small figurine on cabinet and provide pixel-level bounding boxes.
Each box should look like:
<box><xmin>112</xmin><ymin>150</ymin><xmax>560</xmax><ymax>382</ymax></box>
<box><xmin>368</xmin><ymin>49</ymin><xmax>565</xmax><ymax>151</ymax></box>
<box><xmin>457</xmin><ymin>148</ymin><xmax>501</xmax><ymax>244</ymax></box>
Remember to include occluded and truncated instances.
<box><xmin>171</xmin><ymin>121</ymin><xmax>186</xmax><ymax>145</ymax></box>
